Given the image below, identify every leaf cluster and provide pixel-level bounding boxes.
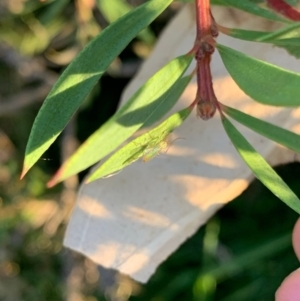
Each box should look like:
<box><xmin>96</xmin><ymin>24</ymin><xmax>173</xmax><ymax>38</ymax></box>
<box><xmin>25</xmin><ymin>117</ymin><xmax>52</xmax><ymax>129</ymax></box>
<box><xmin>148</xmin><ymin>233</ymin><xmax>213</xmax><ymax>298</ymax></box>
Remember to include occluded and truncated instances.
<box><xmin>22</xmin><ymin>0</ymin><xmax>300</xmax><ymax>214</ymax></box>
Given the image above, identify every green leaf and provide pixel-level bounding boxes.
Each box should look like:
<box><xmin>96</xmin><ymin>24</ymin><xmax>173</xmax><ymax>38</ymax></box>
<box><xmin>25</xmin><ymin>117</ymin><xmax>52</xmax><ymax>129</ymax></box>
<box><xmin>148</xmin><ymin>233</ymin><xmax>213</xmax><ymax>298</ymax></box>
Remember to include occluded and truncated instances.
<box><xmin>21</xmin><ymin>0</ymin><xmax>173</xmax><ymax>179</ymax></box>
<box><xmin>217</xmin><ymin>44</ymin><xmax>300</xmax><ymax>106</ymax></box>
<box><xmin>285</xmin><ymin>0</ymin><xmax>300</xmax><ymax>6</ymax></box>
<box><xmin>219</xmin><ymin>23</ymin><xmax>300</xmax><ymax>58</ymax></box>
<box><xmin>222</xmin><ymin>115</ymin><xmax>300</xmax><ymax>214</ymax></box>
<box><xmin>221</xmin><ymin>104</ymin><xmax>300</xmax><ymax>153</ymax></box>
<box><xmin>219</xmin><ymin>22</ymin><xmax>300</xmax><ymax>42</ymax></box>
<box><xmin>96</xmin><ymin>0</ymin><xmax>155</xmax><ymax>45</ymax></box>
<box><xmin>275</xmin><ymin>38</ymin><xmax>300</xmax><ymax>46</ymax></box>
<box><xmin>87</xmin><ymin>105</ymin><xmax>193</xmax><ymax>182</ymax></box>
<box><xmin>211</xmin><ymin>0</ymin><xmax>289</xmax><ymax>22</ymax></box>
<box><xmin>220</xmin><ymin>27</ymin><xmax>270</xmax><ymax>41</ymax></box>
<box><xmin>277</xmin><ymin>43</ymin><xmax>300</xmax><ymax>58</ymax></box>
<box><xmin>47</xmin><ymin>55</ymin><xmax>193</xmax><ymax>187</ymax></box>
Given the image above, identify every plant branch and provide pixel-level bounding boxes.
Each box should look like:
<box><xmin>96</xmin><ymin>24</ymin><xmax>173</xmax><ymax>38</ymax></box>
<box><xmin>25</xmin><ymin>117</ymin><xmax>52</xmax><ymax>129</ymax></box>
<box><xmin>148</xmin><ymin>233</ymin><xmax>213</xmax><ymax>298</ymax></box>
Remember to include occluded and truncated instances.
<box><xmin>191</xmin><ymin>0</ymin><xmax>219</xmax><ymax>120</ymax></box>
<box><xmin>195</xmin><ymin>0</ymin><xmax>212</xmax><ymax>38</ymax></box>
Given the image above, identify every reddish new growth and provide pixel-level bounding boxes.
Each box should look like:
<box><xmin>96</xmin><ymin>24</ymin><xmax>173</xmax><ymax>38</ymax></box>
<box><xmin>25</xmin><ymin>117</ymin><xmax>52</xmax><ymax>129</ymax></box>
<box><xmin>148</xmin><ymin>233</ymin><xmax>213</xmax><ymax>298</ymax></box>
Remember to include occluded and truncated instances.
<box><xmin>267</xmin><ymin>0</ymin><xmax>300</xmax><ymax>21</ymax></box>
<box><xmin>191</xmin><ymin>0</ymin><xmax>219</xmax><ymax>120</ymax></box>
<box><xmin>190</xmin><ymin>0</ymin><xmax>300</xmax><ymax>121</ymax></box>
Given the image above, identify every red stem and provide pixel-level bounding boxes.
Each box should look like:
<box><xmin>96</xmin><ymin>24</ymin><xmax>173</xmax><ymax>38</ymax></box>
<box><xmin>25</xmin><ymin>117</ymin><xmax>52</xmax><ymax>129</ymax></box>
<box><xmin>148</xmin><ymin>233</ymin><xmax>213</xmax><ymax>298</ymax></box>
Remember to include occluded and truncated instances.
<box><xmin>267</xmin><ymin>0</ymin><xmax>300</xmax><ymax>21</ymax></box>
<box><xmin>196</xmin><ymin>57</ymin><xmax>217</xmax><ymax>119</ymax></box>
<box><xmin>198</xmin><ymin>58</ymin><xmax>214</xmax><ymax>102</ymax></box>
<box><xmin>195</xmin><ymin>0</ymin><xmax>212</xmax><ymax>39</ymax></box>
<box><xmin>192</xmin><ymin>0</ymin><xmax>218</xmax><ymax>120</ymax></box>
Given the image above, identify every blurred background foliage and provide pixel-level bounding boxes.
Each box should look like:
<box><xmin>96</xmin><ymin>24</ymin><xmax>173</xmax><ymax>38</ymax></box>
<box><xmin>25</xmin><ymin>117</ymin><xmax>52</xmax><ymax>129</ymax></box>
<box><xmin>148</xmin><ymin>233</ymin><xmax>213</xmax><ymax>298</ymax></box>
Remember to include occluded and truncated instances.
<box><xmin>0</xmin><ymin>0</ymin><xmax>299</xmax><ymax>300</ymax></box>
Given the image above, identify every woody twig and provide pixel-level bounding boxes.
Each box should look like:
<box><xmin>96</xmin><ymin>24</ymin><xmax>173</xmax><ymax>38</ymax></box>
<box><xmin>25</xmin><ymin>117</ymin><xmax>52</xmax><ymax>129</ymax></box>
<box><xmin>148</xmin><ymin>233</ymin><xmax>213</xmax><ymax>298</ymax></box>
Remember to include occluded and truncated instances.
<box><xmin>191</xmin><ymin>0</ymin><xmax>219</xmax><ymax>120</ymax></box>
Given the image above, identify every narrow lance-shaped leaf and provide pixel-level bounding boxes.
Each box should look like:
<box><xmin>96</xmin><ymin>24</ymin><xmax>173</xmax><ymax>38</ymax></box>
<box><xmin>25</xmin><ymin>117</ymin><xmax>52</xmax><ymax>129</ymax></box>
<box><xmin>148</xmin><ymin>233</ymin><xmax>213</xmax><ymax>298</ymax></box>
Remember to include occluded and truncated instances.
<box><xmin>217</xmin><ymin>44</ymin><xmax>300</xmax><ymax>107</ymax></box>
<box><xmin>21</xmin><ymin>0</ymin><xmax>173</xmax><ymax>179</ymax></box>
<box><xmin>275</xmin><ymin>37</ymin><xmax>300</xmax><ymax>47</ymax></box>
<box><xmin>87</xmin><ymin>105</ymin><xmax>194</xmax><ymax>182</ymax></box>
<box><xmin>221</xmin><ymin>104</ymin><xmax>300</xmax><ymax>153</ymax></box>
<box><xmin>222</xmin><ymin>115</ymin><xmax>300</xmax><ymax>214</ymax></box>
<box><xmin>276</xmin><ymin>42</ymin><xmax>300</xmax><ymax>58</ymax></box>
<box><xmin>218</xmin><ymin>22</ymin><xmax>300</xmax><ymax>58</ymax></box>
<box><xmin>96</xmin><ymin>0</ymin><xmax>155</xmax><ymax>45</ymax></box>
<box><xmin>211</xmin><ymin>0</ymin><xmax>289</xmax><ymax>22</ymax></box>
<box><xmin>218</xmin><ymin>22</ymin><xmax>300</xmax><ymax>43</ymax></box>
<box><xmin>47</xmin><ymin>56</ymin><xmax>193</xmax><ymax>187</ymax></box>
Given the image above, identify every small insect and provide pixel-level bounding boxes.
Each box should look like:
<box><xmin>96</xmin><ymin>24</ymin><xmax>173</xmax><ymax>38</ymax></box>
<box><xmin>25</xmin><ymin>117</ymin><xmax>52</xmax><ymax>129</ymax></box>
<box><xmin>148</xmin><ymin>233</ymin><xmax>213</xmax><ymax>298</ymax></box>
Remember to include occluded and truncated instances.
<box><xmin>142</xmin><ymin>140</ymin><xmax>169</xmax><ymax>162</ymax></box>
<box><xmin>142</xmin><ymin>136</ymin><xmax>184</xmax><ymax>162</ymax></box>
<box><xmin>123</xmin><ymin>144</ymin><xmax>148</xmax><ymax>165</ymax></box>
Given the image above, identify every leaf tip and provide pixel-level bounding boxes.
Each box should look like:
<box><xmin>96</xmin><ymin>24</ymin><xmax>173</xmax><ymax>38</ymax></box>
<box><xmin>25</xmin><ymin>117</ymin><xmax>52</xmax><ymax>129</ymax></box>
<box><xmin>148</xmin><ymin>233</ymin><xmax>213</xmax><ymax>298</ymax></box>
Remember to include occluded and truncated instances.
<box><xmin>46</xmin><ymin>180</ymin><xmax>56</xmax><ymax>188</ymax></box>
<box><xmin>47</xmin><ymin>169</ymin><xmax>63</xmax><ymax>188</ymax></box>
<box><xmin>20</xmin><ymin>165</ymin><xmax>29</xmax><ymax>180</ymax></box>
<box><xmin>85</xmin><ymin>172</ymin><xmax>101</xmax><ymax>184</ymax></box>
<box><xmin>84</xmin><ymin>177</ymin><xmax>92</xmax><ymax>184</ymax></box>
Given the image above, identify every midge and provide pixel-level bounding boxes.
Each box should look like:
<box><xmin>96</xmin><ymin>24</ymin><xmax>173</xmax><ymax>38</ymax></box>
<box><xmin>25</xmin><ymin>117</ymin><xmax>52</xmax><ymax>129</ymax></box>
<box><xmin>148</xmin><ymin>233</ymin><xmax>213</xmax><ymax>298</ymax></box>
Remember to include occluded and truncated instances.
<box><xmin>141</xmin><ymin>136</ymin><xmax>185</xmax><ymax>162</ymax></box>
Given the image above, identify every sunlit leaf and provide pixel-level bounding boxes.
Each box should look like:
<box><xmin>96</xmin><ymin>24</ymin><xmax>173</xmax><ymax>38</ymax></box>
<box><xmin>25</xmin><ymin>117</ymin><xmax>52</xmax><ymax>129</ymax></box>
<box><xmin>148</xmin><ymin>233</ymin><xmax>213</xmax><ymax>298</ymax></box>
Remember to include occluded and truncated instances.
<box><xmin>47</xmin><ymin>56</ymin><xmax>193</xmax><ymax>187</ymax></box>
<box><xmin>217</xmin><ymin>44</ymin><xmax>300</xmax><ymax>106</ymax></box>
<box><xmin>87</xmin><ymin>105</ymin><xmax>194</xmax><ymax>182</ymax></box>
<box><xmin>21</xmin><ymin>0</ymin><xmax>173</xmax><ymax>179</ymax></box>
<box><xmin>222</xmin><ymin>104</ymin><xmax>300</xmax><ymax>153</ymax></box>
<box><xmin>222</xmin><ymin>115</ymin><xmax>300</xmax><ymax>214</ymax></box>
